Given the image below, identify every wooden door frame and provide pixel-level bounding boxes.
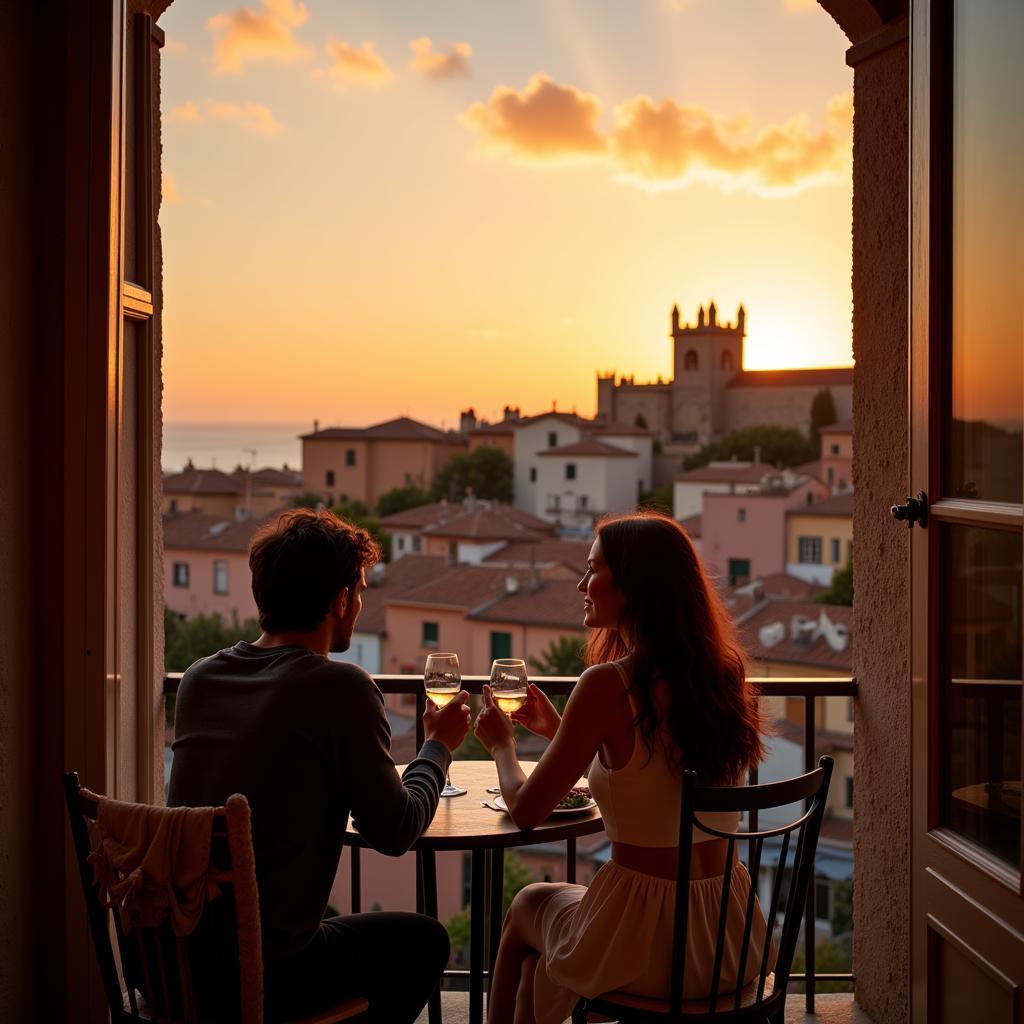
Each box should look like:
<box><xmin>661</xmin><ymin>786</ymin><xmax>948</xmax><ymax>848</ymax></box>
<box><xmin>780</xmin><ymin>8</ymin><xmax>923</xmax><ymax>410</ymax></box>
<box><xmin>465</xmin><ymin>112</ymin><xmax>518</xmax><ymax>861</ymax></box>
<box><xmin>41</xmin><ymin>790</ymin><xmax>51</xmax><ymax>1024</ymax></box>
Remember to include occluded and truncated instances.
<box><xmin>910</xmin><ymin>2</ymin><xmax>1024</xmax><ymax>1020</ymax></box>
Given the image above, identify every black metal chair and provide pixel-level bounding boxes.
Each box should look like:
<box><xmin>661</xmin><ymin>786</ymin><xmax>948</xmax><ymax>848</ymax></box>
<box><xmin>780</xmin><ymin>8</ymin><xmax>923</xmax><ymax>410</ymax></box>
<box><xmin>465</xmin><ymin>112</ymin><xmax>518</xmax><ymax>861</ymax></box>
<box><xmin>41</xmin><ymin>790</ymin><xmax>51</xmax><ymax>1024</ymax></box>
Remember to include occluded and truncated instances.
<box><xmin>63</xmin><ymin>771</ymin><xmax>369</xmax><ymax>1023</ymax></box>
<box><xmin>572</xmin><ymin>755</ymin><xmax>834</xmax><ymax>1023</ymax></box>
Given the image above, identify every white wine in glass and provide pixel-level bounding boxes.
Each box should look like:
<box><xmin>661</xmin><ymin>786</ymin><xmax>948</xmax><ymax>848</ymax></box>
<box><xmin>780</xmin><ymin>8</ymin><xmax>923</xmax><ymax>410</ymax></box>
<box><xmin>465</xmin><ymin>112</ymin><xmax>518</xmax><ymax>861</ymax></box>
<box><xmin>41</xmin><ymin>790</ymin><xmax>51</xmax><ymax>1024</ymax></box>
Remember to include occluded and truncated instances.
<box><xmin>490</xmin><ymin>658</ymin><xmax>529</xmax><ymax>716</ymax></box>
<box><xmin>424</xmin><ymin>652</ymin><xmax>466</xmax><ymax>797</ymax></box>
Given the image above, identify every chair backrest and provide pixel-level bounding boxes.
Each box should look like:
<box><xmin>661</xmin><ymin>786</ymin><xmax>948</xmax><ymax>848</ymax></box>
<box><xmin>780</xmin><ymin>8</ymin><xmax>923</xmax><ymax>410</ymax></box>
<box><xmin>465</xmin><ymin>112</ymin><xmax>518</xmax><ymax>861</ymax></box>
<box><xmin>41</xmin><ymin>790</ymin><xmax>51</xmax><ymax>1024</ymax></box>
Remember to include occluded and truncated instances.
<box><xmin>62</xmin><ymin>771</ymin><xmax>264</xmax><ymax>1024</ymax></box>
<box><xmin>667</xmin><ymin>755</ymin><xmax>834</xmax><ymax>1020</ymax></box>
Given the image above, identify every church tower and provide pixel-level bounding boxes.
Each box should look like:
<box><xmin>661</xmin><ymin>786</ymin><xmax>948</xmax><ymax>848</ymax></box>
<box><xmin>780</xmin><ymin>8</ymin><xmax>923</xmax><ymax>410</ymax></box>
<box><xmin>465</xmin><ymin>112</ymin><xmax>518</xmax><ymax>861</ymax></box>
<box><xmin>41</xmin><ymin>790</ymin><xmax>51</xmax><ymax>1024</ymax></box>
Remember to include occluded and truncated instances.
<box><xmin>671</xmin><ymin>301</ymin><xmax>746</xmax><ymax>445</ymax></box>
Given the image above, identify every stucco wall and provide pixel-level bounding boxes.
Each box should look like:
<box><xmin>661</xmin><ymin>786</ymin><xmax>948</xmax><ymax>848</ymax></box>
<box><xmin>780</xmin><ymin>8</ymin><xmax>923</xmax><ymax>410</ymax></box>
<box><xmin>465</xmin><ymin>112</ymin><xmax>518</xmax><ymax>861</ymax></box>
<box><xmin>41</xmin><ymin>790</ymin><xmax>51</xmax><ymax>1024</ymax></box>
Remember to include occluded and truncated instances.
<box><xmin>163</xmin><ymin>547</ymin><xmax>259</xmax><ymax>623</ymax></box>
<box><xmin>849</xmin><ymin>33</ymin><xmax>910</xmax><ymax>1024</ymax></box>
<box><xmin>724</xmin><ymin>383</ymin><xmax>853</xmax><ymax>435</ymax></box>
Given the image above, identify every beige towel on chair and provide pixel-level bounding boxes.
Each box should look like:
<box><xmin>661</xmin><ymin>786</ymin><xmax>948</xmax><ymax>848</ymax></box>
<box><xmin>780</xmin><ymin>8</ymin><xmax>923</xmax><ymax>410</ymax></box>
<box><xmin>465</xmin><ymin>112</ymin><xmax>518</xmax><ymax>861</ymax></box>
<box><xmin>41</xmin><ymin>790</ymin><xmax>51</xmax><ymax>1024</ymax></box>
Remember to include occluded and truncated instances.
<box><xmin>86</xmin><ymin>793</ymin><xmax>223</xmax><ymax>936</ymax></box>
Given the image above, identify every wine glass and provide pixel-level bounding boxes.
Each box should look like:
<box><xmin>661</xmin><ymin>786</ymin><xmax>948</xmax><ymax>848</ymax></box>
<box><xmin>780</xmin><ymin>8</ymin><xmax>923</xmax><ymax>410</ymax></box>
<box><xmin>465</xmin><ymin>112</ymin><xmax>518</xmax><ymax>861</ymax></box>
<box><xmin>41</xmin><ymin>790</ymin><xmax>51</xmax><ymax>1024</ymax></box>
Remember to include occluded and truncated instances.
<box><xmin>489</xmin><ymin>658</ymin><xmax>529</xmax><ymax>717</ymax></box>
<box><xmin>424</xmin><ymin>652</ymin><xmax>467</xmax><ymax>797</ymax></box>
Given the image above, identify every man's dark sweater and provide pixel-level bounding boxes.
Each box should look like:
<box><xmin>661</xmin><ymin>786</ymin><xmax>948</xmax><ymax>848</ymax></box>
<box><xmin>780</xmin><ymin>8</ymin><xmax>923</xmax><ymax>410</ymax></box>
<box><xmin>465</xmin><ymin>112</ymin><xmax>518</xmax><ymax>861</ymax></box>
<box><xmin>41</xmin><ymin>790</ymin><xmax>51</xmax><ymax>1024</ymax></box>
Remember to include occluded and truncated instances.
<box><xmin>167</xmin><ymin>641</ymin><xmax>450</xmax><ymax>961</ymax></box>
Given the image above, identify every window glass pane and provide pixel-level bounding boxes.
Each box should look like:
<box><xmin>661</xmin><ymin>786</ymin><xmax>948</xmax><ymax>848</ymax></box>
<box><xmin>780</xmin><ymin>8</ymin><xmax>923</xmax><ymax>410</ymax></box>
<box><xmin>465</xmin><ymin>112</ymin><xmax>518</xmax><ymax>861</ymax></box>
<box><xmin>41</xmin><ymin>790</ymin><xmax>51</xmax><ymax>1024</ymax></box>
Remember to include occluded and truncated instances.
<box><xmin>946</xmin><ymin>0</ymin><xmax>1024</xmax><ymax>502</ymax></box>
<box><xmin>940</xmin><ymin>525</ymin><xmax>1021</xmax><ymax>867</ymax></box>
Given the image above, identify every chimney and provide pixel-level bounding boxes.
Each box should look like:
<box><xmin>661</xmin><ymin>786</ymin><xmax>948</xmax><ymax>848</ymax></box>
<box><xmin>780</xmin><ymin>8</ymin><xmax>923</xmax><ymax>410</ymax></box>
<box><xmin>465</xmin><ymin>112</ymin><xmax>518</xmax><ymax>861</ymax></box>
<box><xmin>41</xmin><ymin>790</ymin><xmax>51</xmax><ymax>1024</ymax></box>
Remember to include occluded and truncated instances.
<box><xmin>313</xmin><ymin>418</ymin><xmax>320</xmax><ymax>433</ymax></box>
<box><xmin>753</xmin><ymin>446</ymin><xmax>761</xmax><ymax>465</ymax></box>
<box><xmin>505</xmin><ymin>576</ymin><xmax>520</xmax><ymax>595</ymax></box>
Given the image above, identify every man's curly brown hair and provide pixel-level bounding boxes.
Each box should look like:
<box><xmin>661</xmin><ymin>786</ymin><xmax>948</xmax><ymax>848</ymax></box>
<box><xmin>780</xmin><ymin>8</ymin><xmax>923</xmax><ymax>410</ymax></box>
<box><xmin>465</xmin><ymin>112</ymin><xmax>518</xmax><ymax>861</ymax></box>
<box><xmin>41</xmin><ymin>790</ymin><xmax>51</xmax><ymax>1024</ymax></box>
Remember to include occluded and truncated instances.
<box><xmin>248</xmin><ymin>508</ymin><xmax>381</xmax><ymax>633</ymax></box>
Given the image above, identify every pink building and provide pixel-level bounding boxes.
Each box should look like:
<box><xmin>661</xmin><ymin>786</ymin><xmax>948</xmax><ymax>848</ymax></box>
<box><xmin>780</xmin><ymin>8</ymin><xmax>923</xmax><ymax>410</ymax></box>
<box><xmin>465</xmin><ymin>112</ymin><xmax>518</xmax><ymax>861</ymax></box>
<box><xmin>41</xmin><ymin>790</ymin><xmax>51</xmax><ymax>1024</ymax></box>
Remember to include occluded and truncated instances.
<box><xmin>162</xmin><ymin>511</ymin><xmax>265</xmax><ymax>623</ymax></box>
<box><xmin>301</xmin><ymin>417</ymin><xmax>467</xmax><ymax>508</ymax></box>
<box><xmin>701</xmin><ymin>474</ymin><xmax>828</xmax><ymax>586</ymax></box>
<box><xmin>820</xmin><ymin>419</ymin><xmax>853</xmax><ymax>492</ymax></box>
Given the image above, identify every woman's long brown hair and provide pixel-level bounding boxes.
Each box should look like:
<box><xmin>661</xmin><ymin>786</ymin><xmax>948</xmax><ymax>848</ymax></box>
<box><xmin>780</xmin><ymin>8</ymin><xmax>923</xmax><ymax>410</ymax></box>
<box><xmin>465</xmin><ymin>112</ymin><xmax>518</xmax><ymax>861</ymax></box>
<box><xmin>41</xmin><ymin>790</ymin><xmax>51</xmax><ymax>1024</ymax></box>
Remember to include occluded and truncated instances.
<box><xmin>586</xmin><ymin>511</ymin><xmax>764</xmax><ymax>786</ymax></box>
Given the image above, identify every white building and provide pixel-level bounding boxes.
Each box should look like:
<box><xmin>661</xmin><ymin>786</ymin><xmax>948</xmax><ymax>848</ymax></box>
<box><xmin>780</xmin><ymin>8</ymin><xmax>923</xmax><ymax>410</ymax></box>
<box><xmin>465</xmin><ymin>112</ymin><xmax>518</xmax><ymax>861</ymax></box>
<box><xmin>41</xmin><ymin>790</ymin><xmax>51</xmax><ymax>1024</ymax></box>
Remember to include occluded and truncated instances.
<box><xmin>534</xmin><ymin>440</ymin><xmax>639</xmax><ymax>533</ymax></box>
<box><xmin>512</xmin><ymin>412</ymin><xmax>653</xmax><ymax>531</ymax></box>
<box><xmin>672</xmin><ymin>458</ymin><xmax>779</xmax><ymax>519</ymax></box>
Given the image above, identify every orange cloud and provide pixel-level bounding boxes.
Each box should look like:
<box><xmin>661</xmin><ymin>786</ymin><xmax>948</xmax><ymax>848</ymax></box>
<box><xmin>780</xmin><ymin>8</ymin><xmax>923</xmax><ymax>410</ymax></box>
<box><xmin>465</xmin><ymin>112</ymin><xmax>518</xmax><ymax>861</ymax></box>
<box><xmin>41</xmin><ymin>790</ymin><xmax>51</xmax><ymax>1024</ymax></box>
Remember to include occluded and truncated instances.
<box><xmin>459</xmin><ymin>74</ymin><xmax>606</xmax><ymax>160</ymax></box>
<box><xmin>409</xmin><ymin>37</ymin><xmax>472</xmax><ymax>80</ymax></box>
<box><xmin>207</xmin><ymin>0</ymin><xmax>310</xmax><ymax>75</ymax></box>
<box><xmin>162</xmin><ymin>171</ymin><xmax>182</xmax><ymax>206</ymax></box>
<box><xmin>169</xmin><ymin>101</ymin><xmax>203</xmax><ymax>124</ymax></box>
<box><xmin>168</xmin><ymin>99</ymin><xmax>282</xmax><ymax>135</ymax></box>
<box><xmin>610</xmin><ymin>91</ymin><xmax>852</xmax><ymax>193</ymax></box>
<box><xmin>322</xmin><ymin>38</ymin><xmax>394</xmax><ymax>88</ymax></box>
<box><xmin>164</xmin><ymin>36</ymin><xmax>187</xmax><ymax>56</ymax></box>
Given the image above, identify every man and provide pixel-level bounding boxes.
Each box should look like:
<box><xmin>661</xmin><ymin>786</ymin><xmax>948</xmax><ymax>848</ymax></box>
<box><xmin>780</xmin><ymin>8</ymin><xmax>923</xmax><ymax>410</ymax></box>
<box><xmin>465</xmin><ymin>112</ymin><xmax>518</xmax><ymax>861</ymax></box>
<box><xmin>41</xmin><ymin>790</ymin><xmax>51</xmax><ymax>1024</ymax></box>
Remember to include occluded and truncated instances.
<box><xmin>169</xmin><ymin>508</ymin><xmax>470</xmax><ymax>1022</ymax></box>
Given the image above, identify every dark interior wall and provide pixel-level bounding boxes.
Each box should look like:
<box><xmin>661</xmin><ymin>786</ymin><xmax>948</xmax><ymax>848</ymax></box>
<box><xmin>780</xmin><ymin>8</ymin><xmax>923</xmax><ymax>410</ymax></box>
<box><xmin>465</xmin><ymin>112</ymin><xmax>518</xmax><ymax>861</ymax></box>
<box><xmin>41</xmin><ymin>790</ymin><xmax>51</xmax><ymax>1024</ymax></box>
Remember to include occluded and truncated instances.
<box><xmin>0</xmin><ymin>3</ymin><xmax>39</xmax><ymax>1017</ymax></box>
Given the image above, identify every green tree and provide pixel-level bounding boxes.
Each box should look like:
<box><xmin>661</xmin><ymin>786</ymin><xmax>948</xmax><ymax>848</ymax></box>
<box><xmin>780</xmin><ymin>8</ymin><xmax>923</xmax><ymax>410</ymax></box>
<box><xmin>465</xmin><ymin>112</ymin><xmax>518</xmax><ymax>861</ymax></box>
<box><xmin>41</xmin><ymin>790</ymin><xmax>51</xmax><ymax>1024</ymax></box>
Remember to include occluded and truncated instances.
<box><xmin>528</xmin><ymin>636</ymin><xmax>585</xmax><ymax>678</ymax></box>
<box><xmin>681</xmin><ymin>425</ymin><xmax>817</xmax><ymax>472</ymax></box>
<box><xmin>638</xmin><ymin>484</ymin><xmax>673</xmax><ymax>514</ymax></box>
<box><xmin>430</xmin><ymin>447</ymin><xmax>514</xmax><ymax>503</ymax></box>
<box><xmin>809</xmin><ymin>387</ymin><xmax>838</xmax><ymax>449</ymax></box>
<box><xmin>375</xmin><ymin>485</ymin><xmax>432</xmax><ymax>518</ymax></box>
<box><xmin>830</xmin><ymin>879</ymin><xmax>853</xmax><ymax>937</ymax></box>
<box><xmin>331</xmin><ymin>501</ymin><xmax>391</xmax><ymax>562</ymax></box>
<box><xmin>293</xmin><ymin>490</ymin><xmax>325</xmax><ymax>509</ymax></box>
<box><xmin>445</xmin><ymin>851</ymin><xmax>536</xmax><ymax>962</ymax></box>
<box><xmin>164</xmin><ymin>607</ymin><xmax>260</xmax><ymax>673</ymax></box>
<box><xmin>790</xmin><ymin>938</ymin><xmax>853</xmax><ymax>993</ymax></box>
<box><xmin>815</xmin><ymin>559</ymin><xmax>853</xmax><ymax>606</ymax></box>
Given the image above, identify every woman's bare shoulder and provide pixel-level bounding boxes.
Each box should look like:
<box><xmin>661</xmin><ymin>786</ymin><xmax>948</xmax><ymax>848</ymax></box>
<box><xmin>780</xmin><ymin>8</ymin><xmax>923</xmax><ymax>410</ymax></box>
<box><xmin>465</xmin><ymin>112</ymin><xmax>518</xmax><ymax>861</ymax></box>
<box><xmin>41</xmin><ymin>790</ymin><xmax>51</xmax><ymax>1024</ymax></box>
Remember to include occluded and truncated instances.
<box><xmin>574</xmin><ymin>661</ymin><xmax>630</xmax><ymax>695</ymax></box>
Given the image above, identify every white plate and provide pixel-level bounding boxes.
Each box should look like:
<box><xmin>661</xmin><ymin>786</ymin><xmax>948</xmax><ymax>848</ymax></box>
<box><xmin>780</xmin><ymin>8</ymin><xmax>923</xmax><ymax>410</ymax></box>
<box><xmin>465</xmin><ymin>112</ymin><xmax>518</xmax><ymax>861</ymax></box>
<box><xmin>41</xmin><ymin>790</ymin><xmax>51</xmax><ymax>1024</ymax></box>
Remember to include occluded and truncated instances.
<box><xmin>492</xmin><ymin>794</ymin><xmax>597</xmax><ymax>818</ymax></box>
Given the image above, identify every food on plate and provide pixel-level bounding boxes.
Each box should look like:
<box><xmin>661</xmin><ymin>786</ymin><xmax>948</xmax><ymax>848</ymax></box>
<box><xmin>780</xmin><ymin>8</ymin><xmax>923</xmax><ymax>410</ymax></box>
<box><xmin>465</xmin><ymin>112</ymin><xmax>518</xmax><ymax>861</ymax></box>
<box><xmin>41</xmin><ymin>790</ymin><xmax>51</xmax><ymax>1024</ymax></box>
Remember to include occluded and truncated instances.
<box><xmin>556</xmin><ymin>786</ymin><xmax>592</xmax><ymax>810</ymax></box>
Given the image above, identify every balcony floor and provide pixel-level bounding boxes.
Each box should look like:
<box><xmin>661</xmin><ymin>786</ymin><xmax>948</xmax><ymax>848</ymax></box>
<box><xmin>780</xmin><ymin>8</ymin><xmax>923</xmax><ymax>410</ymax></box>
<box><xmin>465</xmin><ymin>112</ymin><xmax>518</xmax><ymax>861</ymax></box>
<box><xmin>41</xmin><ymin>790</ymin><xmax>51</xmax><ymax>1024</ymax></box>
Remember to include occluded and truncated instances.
<box><xmin>416</xmin><ymin>991</ymin><xmax>872</xmax><ymax>1023</ymax></box>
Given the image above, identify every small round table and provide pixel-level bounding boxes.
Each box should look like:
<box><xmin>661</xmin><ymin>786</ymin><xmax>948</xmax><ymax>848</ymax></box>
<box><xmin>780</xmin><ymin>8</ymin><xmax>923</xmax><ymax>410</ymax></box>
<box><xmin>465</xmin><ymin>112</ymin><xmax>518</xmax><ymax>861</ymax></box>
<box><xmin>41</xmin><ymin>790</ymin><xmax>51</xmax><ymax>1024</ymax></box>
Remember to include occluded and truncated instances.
<box><xmin>345</xmin><ymin>761</ymin><xmax>604</xmax><ymax>1024</ymax></box>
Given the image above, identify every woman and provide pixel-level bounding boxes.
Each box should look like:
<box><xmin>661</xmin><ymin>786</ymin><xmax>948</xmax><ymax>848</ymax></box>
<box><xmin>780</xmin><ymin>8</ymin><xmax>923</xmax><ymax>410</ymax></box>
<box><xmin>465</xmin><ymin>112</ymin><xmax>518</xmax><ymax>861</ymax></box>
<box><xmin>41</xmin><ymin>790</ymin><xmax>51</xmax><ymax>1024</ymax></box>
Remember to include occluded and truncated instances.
<box><xmin>473</xmin><ymin>511</ymin><xmax>770</xmax><ymax>1024</ymax></box>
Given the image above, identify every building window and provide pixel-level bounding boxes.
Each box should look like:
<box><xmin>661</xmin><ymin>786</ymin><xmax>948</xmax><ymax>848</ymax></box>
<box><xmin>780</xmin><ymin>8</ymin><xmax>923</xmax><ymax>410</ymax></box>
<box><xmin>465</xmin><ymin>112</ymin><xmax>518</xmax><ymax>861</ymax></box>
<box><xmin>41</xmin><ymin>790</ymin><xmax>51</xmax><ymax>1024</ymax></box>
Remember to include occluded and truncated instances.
<box><xmin>684</xmin><ymin>349</ymin><xmax>699</xmax><ymax>371</ymax></box>
<box><xmin>798</xmin><ymin>537</ymin><xmax>822</xmax><ymax>564</ymax></box>
<box><xmin>845</xmin><ymin>776</ymin><xmax>854</xmax><ymax>808</ymax></box>
<box><xmin>549</xmin><ymin>495</ymin><xmax>561</xmax><ymax>511</ymax></box>
<box><xmin>737</xmin><ymin>508</ymin><xmax>746</xmax><ymax>523</ymax></box>
<box><xmin>566</xmin><ymin>463</ymin><xmax>576</xmax><ymax>481</ymax></box>
<box><xmin>547</xmin><ymin>432</ymin><xmax>558</xmax><ymax>448</ymax></box>
<box><xmin>579</xmin><ymin>495</ymin><xmax>589</xmax><ymax>509</ymax></box>
<box><xmin>490</xmin><ymin>631</ymin><xmax>512</xmax><ymax>660</ymax></box>
<box><xmin>720</xmin><ymin>350</ymin><xmax>734</xmax><ymax>371</ymax></box>
<box><xmin>529</xmin><ymin>467</ymin><xmax>537</xmax><ymax>483</ymax></box>
<box><xmin>325</xmin><ymin>469</ymin><xmax>335</xmax><ymax>486</ymax></box>
<box><xmin>412</xmin><ymin>536</ymin><xmax>422</xmax><ymax>553</ymax></box>
<box><xmin>213</xmin><ymin>560</ymin><xmax>229</xmax><ymax>595</ymax></box>
<box><xmin>346</xmin><ymin>449</ymin><xmax>356</xmax><ymax>467</ymax></box>
<box><xmin>727</xmin><ymin>558</ymin><xmax>750</xmax><ymax>587</ymax></box>
<box><xmin>172</xmin><ymin>562</ymin><xmax>189</xmax><ymax>587</ymax></box>
<box><xmin>830</xmin><ymin>443</ymin><xmax>840</xmax><ymax>455</ymax></box>
<box><xmin>397</xmin><ymin>537</ymin><xmax>405</xmax><ymax>551</ymax></box>
<box><xmin>830</xmin><ymin>538</ymin><xmax>841</xmax><ymax>563</ymax></box>
<box><xmin>827</xmin><ymin>466</ymin><xmax>835</xmax><ymax>486</ymax></box>
<box><xmin>169</xmin><ymin>498</ymin><xmax>178</xmax><ymax>513</ymax></box>
<box><xmin>815</xmin><ymin>881</ymin><xmax>831</xmax><ymax>922</ymax></box>
<box><xmin>422</xmin><ymin>622</ymin><xmax>439</xmax><ymax>648</ymax></box>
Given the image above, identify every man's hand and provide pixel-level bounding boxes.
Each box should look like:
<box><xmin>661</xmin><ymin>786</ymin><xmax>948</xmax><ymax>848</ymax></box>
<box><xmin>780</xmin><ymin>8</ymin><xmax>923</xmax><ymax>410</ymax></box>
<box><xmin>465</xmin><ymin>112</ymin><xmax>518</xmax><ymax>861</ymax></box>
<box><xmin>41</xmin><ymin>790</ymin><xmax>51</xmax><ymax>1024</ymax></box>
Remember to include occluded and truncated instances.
<box><xmin>510</xmin><ymin>682</ymin><xmax>562</xmax><ymax>741</ymax></box>
<box><xmin>423</xmin><ymin>691</ymin><xmax>471</xmax><ymax>753</ymax></box>
<box><xmin>473</xmin><ymin>685</ymin><xmax>516</xmax><ymax>755</ymax></box>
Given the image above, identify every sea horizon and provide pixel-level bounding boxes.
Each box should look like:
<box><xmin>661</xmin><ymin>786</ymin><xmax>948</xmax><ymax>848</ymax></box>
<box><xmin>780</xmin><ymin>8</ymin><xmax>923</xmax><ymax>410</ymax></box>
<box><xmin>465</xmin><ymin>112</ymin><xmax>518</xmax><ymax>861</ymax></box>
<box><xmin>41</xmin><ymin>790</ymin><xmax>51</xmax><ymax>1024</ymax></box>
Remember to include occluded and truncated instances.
<box><xmin>162</xmin><ymin>420</ymin><xmax>312</xmax><ymax>474</ymax></box>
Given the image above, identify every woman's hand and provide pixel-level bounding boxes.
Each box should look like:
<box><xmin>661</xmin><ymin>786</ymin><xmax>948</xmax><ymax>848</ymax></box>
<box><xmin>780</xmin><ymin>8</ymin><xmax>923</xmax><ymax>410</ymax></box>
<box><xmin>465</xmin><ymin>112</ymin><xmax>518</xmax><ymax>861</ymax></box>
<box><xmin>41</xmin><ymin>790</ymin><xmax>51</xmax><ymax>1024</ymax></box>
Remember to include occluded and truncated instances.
<box><xmin>510</xmin><ymin>683</ymin><xmax>562</xmax><ymax>741</ymax></box>
<box><xmin>473</xmin><ymin>685</ymin><xmax>516</xmax><ymax>755</ymax></box>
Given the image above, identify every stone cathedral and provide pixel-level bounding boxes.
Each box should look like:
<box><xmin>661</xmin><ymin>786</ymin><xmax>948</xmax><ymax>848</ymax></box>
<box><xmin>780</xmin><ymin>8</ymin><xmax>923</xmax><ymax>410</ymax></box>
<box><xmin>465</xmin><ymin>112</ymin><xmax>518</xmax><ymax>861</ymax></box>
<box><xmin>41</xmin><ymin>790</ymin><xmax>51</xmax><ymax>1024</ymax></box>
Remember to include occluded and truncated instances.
<box><xmin>596</xmin><ymin>301</ymin><xmax>852</xmax><ymax>452</ymax></box>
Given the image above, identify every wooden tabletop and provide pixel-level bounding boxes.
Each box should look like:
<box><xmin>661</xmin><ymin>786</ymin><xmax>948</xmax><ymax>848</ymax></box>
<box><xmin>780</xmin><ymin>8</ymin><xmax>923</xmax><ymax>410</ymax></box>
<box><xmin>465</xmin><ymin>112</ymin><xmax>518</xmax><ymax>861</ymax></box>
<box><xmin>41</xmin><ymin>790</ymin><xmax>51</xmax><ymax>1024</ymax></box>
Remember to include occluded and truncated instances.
<box><xmin>346</xmin><ymin>761</ymin><xmax>604</xmax><ymax>852</ymax></box>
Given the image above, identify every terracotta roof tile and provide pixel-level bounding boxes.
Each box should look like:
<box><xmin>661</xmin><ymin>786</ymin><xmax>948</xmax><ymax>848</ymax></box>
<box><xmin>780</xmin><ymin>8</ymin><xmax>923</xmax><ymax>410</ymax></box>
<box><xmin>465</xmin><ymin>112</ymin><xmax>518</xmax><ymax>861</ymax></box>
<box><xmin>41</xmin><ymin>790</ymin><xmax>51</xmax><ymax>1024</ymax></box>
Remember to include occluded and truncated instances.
<box><xmin>380</xmin><ymin>501</ymin><xmax>554</xmax><ymax>540</ymax></box>
<box><xmin>483</xmin><ymin>538</ymin><xmax>592</xmax><ymax>572</ymax></box>
<box><xmin>512</xmin><ymin>411</ymin><xmax>595</xmax><ymax>429</ymax></box>
<box><xmin>820</xmin><ymin>419</ymin><xmax>854</xmax><ymax>434</ymax></box>
<box><xmin>537</xmin><ymin>440</ymin><xmax>637</xmax><ymax>458</ymax></box>
<box><xmin>390</xmin><ymin>565</ymin><xmax>533</xmax><ymax>612</ymax></box>
<box><xmin>788</xmin><ymin>491</ymin><xmax>854</xmax><ymax>516</ymax></box>
<box><xmin>163</xmin><ymin>467</ymin><xmax>243</xmax><ymax>496</ymax></box>
<box><xmin>726</xmin><ymin>367</ymin><xmax>853</xmax><ymax>389</ymax></box>
<box><xmin>592</xmin><ymin>423</ymin><xmax>654</xmax><ymax>438</ymax></box>
<box><xmin>301</xmin><ymin>416</ymin><xmax>466</xmax><ymax>444</ymax></box>
<box><xmin>469</xmin><ymin>578</ymin><xmax>588</xmax><ymax>631</ymax></box>
<box><xmin>674</xmin><ymin>461</ymin><xmax>776</xmax><ymax>484</ymax></box>
<box><xmin>162</xmin><ymin>509</ymin><xmax>269</xmax><ymax>552</ymax></box>
<box><xmin>739</xmin><ymin>598</ymin><xmax>853</xmax><ymax>671</ymax></box>
<box><xmin>356</xmin><ymin>555</ymin><xmax>448</xmax><ymax>635</ymax></box>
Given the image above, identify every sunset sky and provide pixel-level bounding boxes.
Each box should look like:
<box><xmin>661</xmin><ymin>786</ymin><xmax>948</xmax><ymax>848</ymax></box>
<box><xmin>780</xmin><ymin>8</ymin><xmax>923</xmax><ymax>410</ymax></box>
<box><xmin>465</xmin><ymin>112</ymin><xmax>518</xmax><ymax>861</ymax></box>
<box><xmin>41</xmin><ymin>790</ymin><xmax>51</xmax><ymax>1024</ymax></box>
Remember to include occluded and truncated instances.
<box><xmin>160</xmin><ymin>0</ymin><xmax>854</xmax><ymax>428</ymax></box>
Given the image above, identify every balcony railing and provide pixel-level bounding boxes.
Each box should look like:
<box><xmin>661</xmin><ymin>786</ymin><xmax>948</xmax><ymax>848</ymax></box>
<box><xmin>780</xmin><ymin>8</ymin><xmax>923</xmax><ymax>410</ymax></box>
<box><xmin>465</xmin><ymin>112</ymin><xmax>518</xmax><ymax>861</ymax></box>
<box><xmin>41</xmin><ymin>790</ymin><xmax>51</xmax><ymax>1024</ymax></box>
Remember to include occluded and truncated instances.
<box><xmin>163</xmin><ymin>673</ymin><xmax>857</xmax><ymax>1011</ymax></box>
